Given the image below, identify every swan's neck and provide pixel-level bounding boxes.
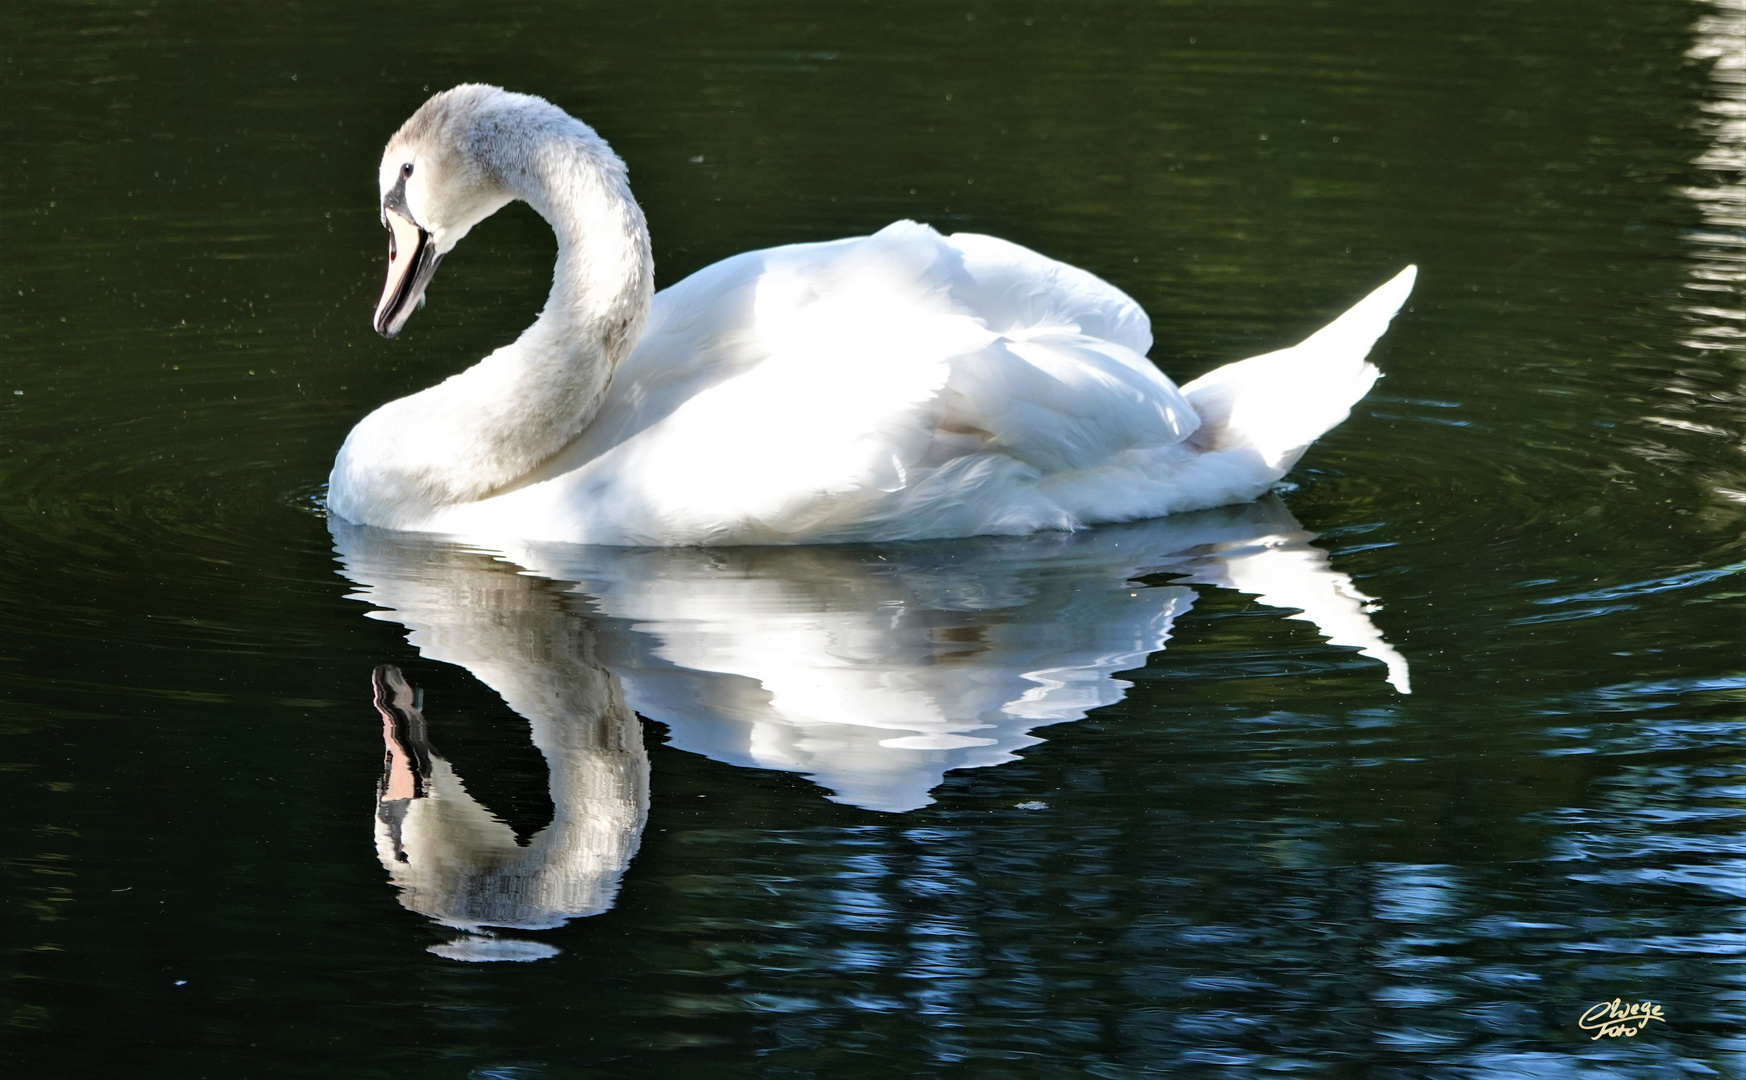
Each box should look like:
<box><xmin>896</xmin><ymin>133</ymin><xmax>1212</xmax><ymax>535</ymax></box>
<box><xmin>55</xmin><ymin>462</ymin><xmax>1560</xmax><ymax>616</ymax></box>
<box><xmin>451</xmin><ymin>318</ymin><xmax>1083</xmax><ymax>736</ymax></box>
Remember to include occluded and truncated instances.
<box><xmin>331</xmin><ymin>125</ymin><xmax>653</xmax><ymax>526</ymax></box>
<box><xmin>509</xmin><ymin>136</ymin><xmax>654</xmax><ymax>410</ymax></box>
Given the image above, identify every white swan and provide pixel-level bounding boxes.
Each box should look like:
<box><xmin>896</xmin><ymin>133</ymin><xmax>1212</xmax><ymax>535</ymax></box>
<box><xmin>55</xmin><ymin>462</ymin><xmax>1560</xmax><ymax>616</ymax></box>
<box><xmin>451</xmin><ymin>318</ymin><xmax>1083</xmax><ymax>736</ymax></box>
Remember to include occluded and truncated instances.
<box><xmin>327</xmin><ymin>84</ymin><xmax>1416</xmax><ymax>546</ymax></box>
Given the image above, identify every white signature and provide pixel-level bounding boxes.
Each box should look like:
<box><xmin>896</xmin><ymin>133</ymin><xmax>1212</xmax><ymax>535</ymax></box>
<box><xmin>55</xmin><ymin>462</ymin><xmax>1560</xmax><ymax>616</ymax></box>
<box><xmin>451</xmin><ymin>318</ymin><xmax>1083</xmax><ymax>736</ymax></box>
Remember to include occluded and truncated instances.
<box><xmin>1579</xmin><ymin>998</ymin><xmax>1666</xmax><ymax>1040</ymax></box>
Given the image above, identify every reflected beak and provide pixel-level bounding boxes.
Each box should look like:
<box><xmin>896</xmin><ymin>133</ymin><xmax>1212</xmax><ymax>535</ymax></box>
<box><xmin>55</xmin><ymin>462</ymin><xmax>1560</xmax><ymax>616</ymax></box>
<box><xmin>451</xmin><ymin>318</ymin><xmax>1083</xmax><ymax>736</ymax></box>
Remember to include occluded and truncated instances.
<box><xmin>372</xmin><ymin>665</ymin><xmax>432</xmax><ymax>800</ymax></box>
<box><xmin>373</xmin><ymin>208</ymin><xmax>443</xmax><ymax>338</ymax></box>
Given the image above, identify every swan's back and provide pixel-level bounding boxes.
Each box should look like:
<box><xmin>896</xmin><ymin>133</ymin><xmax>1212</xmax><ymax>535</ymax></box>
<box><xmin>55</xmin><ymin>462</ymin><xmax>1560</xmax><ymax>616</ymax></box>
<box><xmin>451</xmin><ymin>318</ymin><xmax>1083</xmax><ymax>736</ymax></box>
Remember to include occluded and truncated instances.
<box><xmin>426</xmin><ymin>222</ymin><xmax>1401</xmax><ymax>546</ymax></box>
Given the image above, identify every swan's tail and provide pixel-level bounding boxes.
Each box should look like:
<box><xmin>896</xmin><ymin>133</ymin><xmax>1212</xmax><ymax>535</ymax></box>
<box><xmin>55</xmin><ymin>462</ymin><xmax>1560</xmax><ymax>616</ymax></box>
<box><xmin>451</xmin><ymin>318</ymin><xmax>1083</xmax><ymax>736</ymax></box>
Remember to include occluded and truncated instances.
<box><xmin>1180</xmin><ymin>266</ymin><xmax>1417</xmax><ymax>472</ymax></box>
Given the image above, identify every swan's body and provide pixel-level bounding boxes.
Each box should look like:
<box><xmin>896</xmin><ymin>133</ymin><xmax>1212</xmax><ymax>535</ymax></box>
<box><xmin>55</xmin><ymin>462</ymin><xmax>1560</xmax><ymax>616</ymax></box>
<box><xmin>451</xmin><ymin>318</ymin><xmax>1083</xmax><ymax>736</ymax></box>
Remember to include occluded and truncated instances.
<box><xmin>329</xmin><ymin>85</ymin><xmax>1415</xmax><ymax>546</ymax></box>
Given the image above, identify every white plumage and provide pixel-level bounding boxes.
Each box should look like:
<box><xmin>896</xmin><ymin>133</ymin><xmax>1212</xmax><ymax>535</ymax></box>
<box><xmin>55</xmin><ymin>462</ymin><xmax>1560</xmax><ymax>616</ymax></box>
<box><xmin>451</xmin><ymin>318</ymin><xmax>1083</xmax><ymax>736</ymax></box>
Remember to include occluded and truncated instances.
<box><xmin>328</xmin><ymin>85</ymin><xmax>1415</xmax><ymax>546</ymax></box>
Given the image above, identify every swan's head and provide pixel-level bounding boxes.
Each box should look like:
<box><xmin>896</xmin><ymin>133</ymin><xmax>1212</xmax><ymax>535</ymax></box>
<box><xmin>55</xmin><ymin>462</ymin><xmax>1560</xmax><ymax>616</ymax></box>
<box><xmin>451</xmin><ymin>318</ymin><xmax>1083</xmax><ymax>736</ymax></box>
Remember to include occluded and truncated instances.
<box><xmin>372</xmin><ymin>85</ymin><xmax>533</xmax><ymax>337</ymax></box>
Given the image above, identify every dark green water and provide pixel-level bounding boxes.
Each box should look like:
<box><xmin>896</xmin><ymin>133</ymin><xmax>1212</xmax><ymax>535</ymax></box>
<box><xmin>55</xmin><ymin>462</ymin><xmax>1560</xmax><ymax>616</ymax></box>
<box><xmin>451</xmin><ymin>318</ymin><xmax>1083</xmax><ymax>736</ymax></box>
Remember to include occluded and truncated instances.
<box><xmin>1</xmin><ymin>0</ymin><xmax>1741</xmax><ymax>1076</ymax></box>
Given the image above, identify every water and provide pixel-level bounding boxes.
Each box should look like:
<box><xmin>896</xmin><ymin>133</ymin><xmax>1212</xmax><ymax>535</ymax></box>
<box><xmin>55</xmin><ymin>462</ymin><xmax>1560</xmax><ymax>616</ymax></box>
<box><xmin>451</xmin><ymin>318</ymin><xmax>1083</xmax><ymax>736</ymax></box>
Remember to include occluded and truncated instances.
<box><xmin>1</xmin><ymin>0</ymin><xmax>1741</xmax><ymax>1075</ymax></box>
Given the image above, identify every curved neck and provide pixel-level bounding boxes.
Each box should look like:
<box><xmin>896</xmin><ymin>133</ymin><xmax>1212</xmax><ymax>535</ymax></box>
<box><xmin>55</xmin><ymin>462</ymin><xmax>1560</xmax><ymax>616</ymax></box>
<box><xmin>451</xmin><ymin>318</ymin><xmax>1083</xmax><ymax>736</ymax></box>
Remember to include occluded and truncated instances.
<box><xmin>329</xmin><ymin>123</ymin><xmax>654</xmax><ymax>527</ymax></box>
<box><xmin>508</xmin><ymin>132</ymin><xmax>654</xmax><ymax>377</ymax></box>
<box><xmin>454</xmin><ymin>129</ymin><xmax>655</xmax><ymax>490</ymax></box>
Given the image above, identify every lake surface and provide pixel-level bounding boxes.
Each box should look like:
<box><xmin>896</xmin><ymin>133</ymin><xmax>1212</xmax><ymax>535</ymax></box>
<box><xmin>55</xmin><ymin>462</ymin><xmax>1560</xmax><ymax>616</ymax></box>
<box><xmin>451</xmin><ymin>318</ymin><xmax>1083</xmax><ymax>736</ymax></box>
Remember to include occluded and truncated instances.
<box><xmin>1</xmin><ymin>0</ymin><xmax>1741</xmax><ymax>1076</ymax></box>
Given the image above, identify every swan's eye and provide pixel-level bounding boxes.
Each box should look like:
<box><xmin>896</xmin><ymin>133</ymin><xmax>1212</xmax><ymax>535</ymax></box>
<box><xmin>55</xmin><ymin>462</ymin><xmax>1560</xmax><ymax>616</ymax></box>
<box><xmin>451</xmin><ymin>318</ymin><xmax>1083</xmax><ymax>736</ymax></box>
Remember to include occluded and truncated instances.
<box><xmin>401</xmin><ymin>162</ymin><xmax>414</xmax><ymax>178</ymax></box>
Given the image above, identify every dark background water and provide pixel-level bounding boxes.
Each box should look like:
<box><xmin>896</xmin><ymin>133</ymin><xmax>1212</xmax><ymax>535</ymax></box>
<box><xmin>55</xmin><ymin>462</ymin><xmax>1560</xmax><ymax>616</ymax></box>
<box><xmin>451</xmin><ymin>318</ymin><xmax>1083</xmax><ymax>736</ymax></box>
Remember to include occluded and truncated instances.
<box><xmin>1</xmin><ymin>0</ymin><xmax>1741</xmax><ymax>1076</ymax></box>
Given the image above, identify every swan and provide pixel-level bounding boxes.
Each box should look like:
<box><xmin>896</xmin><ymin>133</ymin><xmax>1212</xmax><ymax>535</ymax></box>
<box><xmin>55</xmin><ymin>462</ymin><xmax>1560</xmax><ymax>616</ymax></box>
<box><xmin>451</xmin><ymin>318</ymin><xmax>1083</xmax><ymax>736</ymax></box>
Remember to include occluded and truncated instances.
<box><xmin>327</xmin><ymin>84</ymin><xmax>1417</xmax><ymax>546</ymax></box>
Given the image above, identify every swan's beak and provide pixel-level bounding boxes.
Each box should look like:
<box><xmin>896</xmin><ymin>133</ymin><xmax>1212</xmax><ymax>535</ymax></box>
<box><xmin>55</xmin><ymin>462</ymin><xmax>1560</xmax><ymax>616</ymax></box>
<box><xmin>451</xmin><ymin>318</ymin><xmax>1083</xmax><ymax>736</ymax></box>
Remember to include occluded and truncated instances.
<box><xmin>373</xmin><ymin>209</ymin><xmax>443</xmax><ymax>338</ymax></box>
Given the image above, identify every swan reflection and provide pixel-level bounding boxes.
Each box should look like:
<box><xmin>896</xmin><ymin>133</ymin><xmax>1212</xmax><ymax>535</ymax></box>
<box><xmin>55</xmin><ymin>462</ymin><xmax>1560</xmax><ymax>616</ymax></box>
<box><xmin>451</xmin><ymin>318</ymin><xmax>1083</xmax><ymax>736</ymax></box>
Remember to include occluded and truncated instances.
<box><xmin>333</xmin><ymin>496</ymin><xmax>1408</xmax><ymax>953</ymax></box>
<box><xmin>352</xmin><ymin>532</ymin><xmax>649</xmax><ymax>961</ymax></box>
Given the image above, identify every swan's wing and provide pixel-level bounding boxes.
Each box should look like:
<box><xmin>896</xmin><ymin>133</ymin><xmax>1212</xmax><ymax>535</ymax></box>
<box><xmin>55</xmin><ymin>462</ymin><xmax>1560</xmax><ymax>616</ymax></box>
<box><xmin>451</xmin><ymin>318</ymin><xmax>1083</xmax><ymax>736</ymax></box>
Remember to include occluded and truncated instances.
<box><xmin>935</xmin><ymin>330</ymin><xmax>1198</xmax><ymax>472</ymax></box>
<box><xmin>570</xmin><ymin>225</ymin><xmax>993</xmax><ymax>541</ymax></box>
<box><xmin>553</xmin><ymin>224</ymin><xmax>975</xmax><ymax>470</ymax></box>
<box><xmin>943</xmin><ymin>231</ymin><xmax>1154</xmax><ymax>354</ymax></box>
<box><xmin>932</xmin><ymin>230</ymin><xmax>1198</xmax><ymax>472</ymax></box>
<box><xmin>561</xmin><ymin>222</ymin><xmax>1166</xmax><ymax>468</ymax></box>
